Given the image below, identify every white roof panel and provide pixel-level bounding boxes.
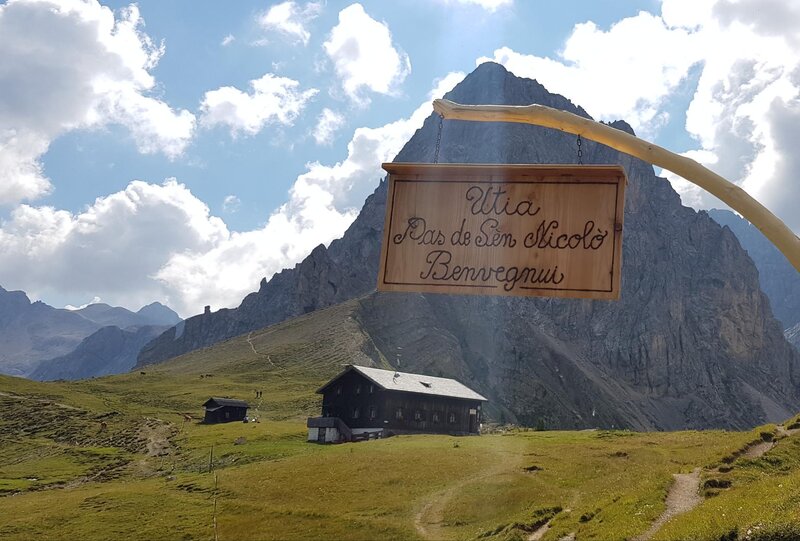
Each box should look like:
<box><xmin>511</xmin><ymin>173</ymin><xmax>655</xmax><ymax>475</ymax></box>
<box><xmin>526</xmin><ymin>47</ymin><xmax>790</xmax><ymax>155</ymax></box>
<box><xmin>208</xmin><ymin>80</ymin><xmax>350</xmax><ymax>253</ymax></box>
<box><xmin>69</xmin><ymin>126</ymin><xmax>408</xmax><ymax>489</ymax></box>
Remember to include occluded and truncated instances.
<box><xmin>350</xmin><ymin>365</ymin><xmax>487</xmax><ymax>401</ymax></box>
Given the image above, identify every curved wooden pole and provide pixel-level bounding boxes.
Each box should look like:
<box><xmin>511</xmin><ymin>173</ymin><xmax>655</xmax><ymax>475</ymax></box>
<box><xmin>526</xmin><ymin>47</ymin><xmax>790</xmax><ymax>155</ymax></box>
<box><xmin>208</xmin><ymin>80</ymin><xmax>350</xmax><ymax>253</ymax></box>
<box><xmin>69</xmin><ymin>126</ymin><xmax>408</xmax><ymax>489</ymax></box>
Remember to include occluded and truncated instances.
<box><xmin>433</xmin><ymin>98</ymin><xmax>800</xmax><ymax>273</ymax></box>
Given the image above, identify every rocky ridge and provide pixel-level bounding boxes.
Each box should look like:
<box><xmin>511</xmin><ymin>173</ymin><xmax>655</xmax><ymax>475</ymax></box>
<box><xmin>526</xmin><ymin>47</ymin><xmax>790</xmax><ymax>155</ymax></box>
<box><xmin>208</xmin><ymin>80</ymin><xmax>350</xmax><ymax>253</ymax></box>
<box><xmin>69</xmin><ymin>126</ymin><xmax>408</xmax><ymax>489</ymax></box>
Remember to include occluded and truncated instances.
<box><xmin>708</xmin><ymin>209</ymin><xmax>800</xmax><ymax>330</ymax></box>
<box><xmin>787</xmin><ymin>323</ymin><xmax>800</xmax><ymax>350</ymax></box>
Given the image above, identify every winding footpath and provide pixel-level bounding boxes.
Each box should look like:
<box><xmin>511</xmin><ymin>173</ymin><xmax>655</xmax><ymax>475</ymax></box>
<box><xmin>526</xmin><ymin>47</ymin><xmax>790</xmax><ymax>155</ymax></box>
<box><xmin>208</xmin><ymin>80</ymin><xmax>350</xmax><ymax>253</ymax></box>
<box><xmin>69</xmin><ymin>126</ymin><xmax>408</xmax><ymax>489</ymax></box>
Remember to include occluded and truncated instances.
<box><xmin>413</xmin><ymin>425</ymin><xmax>799</xmax><ymax>541</ymax></box>
<box><xmin>634</xmin><ymin>424</ymin><xmax>798</xmax><ymax>541</ymax></box>
<box><xmin>631</xmin><ymin>468</ymin><xmax>702</xmax><ymax>541</ymax></box>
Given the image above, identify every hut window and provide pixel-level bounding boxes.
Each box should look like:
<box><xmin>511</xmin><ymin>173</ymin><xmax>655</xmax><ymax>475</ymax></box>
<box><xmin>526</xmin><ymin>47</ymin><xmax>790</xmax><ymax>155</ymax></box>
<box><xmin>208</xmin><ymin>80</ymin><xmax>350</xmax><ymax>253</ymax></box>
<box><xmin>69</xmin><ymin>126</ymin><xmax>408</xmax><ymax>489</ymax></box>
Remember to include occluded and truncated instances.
<box><xmin>432</xmin><ymin>412</ymin><xmax>440</xmax><ymax>423</ymax></box>
<box><xmin>369</xmin><ymin>384</ymin><xmax>374</xmax><ymax>394</ymax></box>
<box><xmin>356</xmin><ymin>384</ymin><xmax>361</xmax><ymax>395</ymax></box>
<box><xmin>449</xmin><ymin>412</ymin><xmax>456</xmax><ymax>424</ymax></box>
<box><xmin>336</xmin><ymin>386</ymin><xmax>342</xmax><ymax>395</ymax></box>
<box><xmin>369</xmin><ymin>406</ymin><xmax>377</xmax><ymax>420</ymax></box>
<box><xmin>414</xmin><ymin>410</ymin><xmax>423</xmax><ymax>421</ymax></box>
<box><xmin>395</xmin><ymin>407</ymin><xmax>403</xmax><ymax>420</ymax></box>
<box><xmin>352</xmin><ymin>407</ymin><xmax>360</xmax><ymax>419</ymax></box>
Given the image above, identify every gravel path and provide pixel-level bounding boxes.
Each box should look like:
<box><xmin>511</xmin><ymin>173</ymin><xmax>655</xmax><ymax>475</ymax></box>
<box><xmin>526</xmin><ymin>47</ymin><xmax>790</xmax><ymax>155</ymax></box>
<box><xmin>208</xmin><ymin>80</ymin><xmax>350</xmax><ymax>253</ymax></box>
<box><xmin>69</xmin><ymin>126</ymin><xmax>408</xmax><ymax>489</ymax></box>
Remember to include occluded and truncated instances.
<box><xmin>741</xmin><ymin>440</ymin><xmax>775</xmax><ymax>459</ymax></box>
<box><xmin>632</xmin><ymin>468</ymin><xmax>702</xmax><ymax>541</ymax></box>
<box><xmin>634</xmin><ymin>427</ymin><xmax>795</xmax><ymax>541</ymax></box>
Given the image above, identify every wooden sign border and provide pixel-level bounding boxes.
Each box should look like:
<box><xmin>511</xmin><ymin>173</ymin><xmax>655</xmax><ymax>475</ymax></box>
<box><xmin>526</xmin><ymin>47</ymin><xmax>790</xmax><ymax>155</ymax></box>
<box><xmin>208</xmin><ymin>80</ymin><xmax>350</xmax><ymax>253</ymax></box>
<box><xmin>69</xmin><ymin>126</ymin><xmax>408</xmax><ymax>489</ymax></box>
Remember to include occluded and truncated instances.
<box><xmin>377</xmin><ymin>163</ymin><xmax>627</xmax><ymax>300</ymax></box>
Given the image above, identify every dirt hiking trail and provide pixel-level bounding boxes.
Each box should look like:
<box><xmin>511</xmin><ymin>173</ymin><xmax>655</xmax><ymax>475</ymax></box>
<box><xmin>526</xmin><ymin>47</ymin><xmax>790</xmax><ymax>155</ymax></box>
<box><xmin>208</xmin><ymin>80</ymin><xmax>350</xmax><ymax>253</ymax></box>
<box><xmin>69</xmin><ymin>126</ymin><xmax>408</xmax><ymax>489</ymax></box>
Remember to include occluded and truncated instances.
<box><xmin>632</xmin><ymin>468</ymin><xmax>701</xmax><ymax>541</ymax></box>
<box><xmin>635</xmin><ymin>426</ymin><xmax>796</xmax><ymax>540</ymax></box>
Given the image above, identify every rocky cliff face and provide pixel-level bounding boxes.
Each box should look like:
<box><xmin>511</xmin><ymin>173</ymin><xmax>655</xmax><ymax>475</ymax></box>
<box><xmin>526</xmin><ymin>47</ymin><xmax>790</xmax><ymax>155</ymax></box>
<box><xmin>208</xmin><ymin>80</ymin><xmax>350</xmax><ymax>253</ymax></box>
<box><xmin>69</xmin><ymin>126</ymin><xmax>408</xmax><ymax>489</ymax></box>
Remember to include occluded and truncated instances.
<box><xmin>709</xmin><ymin>209</ymin><xmax>800</xmax><ymax>330</ymax></box>
<box><xmin>787</xmin><ymin>323</ymin><xmax>800</xmax><ymax>351</ymax></box>
<box><xmin>138</xmin><ymin>62</ymin><xmax>800</xmax><ymax>429</ymax></box>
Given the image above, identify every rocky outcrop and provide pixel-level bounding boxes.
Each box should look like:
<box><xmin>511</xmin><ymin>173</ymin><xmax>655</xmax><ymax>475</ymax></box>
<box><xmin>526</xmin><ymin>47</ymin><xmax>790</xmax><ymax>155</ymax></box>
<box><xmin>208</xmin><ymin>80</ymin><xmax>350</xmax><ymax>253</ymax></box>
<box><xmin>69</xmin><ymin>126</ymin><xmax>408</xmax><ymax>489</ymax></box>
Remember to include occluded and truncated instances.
<box><xmin>709</xmin><ymin>209</ymin><xmax>800</xmax><ymax>330</ymax></box>
<box><xmin>136</xmin><ymin>188</ymin><xmax>386</xmax><ymax>366</ymax></box>
<box><xmin>137</xmin><ymin>62</ymin><xmax>800</xmax><ymax>429</ymax></box>
<box><xmin>30</xmin><ymin>324</ymin><xmax>168</xmax><ymax>381</ymax></box>
<box><xmin>787</xmin><ymin>323</ymin><xmax>800</xmax><ymax>351</ymax></box>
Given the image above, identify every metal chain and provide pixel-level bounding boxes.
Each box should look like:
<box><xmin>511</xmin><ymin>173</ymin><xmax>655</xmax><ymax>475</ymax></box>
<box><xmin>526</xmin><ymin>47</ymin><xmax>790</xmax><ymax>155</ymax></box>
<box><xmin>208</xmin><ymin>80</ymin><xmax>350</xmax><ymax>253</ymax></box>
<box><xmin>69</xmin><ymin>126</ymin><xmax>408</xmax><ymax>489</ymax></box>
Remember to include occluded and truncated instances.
<box><xmin>577</xmin><ymin>133</ymin><xmax>583</xmax><ymax>165</ymax></box>
<box><xmin>433</xmin><ymin>113</ymin><xmax>444</xmax><ymax>164</ymax></box>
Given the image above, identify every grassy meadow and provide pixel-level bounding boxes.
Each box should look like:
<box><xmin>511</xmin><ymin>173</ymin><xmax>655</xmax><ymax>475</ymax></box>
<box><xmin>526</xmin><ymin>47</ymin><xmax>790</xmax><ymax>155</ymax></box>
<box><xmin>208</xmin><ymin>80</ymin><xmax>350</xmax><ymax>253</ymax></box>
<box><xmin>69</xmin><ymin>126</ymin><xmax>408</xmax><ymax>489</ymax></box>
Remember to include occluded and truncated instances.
<box><xmin>1</xmin><ymin>301</ymin><xmax>799</xmax><ymax>540</ymax></box>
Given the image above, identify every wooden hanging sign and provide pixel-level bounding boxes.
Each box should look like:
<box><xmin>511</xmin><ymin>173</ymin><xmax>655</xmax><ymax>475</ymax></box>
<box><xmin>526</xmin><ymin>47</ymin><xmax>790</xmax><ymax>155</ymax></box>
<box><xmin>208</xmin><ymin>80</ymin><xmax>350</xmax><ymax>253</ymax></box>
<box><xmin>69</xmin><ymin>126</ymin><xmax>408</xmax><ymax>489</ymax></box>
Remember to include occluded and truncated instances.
<box><xmin>378</xmin><ymin>163</ymin><xmax>627</xmax><ymax>300</ymax></box>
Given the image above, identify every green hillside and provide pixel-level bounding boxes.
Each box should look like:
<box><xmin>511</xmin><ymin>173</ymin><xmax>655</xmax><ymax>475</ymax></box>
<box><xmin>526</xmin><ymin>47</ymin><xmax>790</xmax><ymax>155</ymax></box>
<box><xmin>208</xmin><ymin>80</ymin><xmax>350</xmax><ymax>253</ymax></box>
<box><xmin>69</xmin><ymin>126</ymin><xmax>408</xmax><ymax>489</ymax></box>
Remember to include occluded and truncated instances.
<box><xmin>1</xmin><ymin>298</ymin><xmax>799</xmax><ymax>540</ymax></box>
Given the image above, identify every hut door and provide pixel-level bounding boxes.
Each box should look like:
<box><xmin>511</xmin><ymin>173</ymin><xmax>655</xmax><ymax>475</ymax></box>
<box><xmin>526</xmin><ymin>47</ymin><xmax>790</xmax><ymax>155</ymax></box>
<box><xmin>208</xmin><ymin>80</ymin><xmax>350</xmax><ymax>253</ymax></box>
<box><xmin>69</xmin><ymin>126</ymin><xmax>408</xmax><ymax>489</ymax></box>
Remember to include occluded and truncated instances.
<box><xmin>469</xmin><ymin>409</ymin><xmax>478</xmax><ymax>433</ymax></box>
<box><xmin>317</xmin><ymin>427</ymin><xmax>327</xmax><ymax>443</ymax></box>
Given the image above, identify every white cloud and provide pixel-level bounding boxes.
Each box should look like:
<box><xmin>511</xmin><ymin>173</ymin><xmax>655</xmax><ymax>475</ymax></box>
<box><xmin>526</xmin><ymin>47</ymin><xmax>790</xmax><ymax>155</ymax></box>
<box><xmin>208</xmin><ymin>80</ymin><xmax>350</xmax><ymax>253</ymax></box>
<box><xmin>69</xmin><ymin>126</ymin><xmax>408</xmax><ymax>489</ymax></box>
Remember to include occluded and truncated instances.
<box><xmin>438</xmin><ymin>0</ymin><xmax>512</xmax><ymax>11</ymax></box>
<box><xmin>295</xmin><ymin>71</ymin><xmax>466</xmax><ymax>211</ymax></box>
<box><xmin>480</xmin><ymin>13</ymin><xmax>701</xmax><ymax>134</ymax></box>
<box><xmin>0</xmin><ymin>179</ymin><xmax>228</xmax><ymax>317</ymax></box>
<box><xmin>221</xmin><ymin>34</ymin><xmax>235</xmax><ymax>46</ymax></box>
<box><xmin>0</xmin><ymin>72</ymin><xmax>466</xmax><ymax>318</ymax></box>
<box><xmin>258</xmin><ymin>1</ymin><xmax>322</xmax><ymax>46</ymax></box>
<box><xmin>481</xmin><ymin>0</ymin><xmax>800</xmax><ymax>233</ymax></box>
<box><xmin>714</xmin><ymin>0</ymin><xmax>800</xmax><ymax>44</ymax></box>
<box><xmin>154</xmin><ymin>72</ymin><xmax>465</xmax><ymax>314</ymax></box>
<box><xmin>323</xmin><ymin>3</ymin><xmax>411</xmax><ymax>105</ymax></box>
<box><xmin>200</xmin><ymin>73</ymin><xmax>318</xmax><ymax>136</ymax></box>
<box><xmin>65</xmin><ymin>296</ymin><xmax>102</xmax><ymax>310</ymax></box>
<box><xmin>0</xmin><ymin>0</ymin><xmax>195</xmax><ymax>205</ymax></box>
<box><xmin>222</xmin><ymin>195</ymin><xmax>241</xmax><ymax>213</ymax></box>
<box><xmin>312</xmin><ymin>108</ymin><xmax>346</xmax><ymax>145</ymax></box>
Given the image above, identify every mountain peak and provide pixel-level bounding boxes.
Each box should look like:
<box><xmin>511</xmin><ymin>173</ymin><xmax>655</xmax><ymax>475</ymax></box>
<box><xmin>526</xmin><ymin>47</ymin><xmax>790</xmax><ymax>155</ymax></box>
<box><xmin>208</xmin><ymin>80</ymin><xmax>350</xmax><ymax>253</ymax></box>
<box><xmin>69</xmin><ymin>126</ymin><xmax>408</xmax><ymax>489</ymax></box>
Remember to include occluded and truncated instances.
<box><xmin>136</xmin><ymin>302</ymin><xmax>181</xmax><ymax>326</ymax></box>
<box><xmin>0</xmin><ymin>285</ymin><xmax>32</xmax><ymax>309</ymax></box>
<box><xmin>471</xmin><ymin>60</ymin><xmax>510</xmax><ymax>77</ymax></box>
<box><xmin>442</xmin><ymin>61</ymin><xmax>589</xmax><ymax>118</ymax></box>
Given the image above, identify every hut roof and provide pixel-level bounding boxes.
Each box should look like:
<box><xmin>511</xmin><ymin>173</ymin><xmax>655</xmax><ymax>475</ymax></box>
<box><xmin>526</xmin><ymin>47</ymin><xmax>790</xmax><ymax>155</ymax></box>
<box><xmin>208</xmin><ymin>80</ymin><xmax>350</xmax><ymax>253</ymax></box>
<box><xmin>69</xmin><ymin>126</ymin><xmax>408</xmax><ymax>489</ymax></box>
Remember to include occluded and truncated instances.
<box><xmin>318</xmin><ymin>365</ymin><xmax>487</xmax><ymax>401</ymax></box>
<box><xmin>203</xmin><ymin>397</ymin><xmax>249</xmax><ymax>409</ymax></box>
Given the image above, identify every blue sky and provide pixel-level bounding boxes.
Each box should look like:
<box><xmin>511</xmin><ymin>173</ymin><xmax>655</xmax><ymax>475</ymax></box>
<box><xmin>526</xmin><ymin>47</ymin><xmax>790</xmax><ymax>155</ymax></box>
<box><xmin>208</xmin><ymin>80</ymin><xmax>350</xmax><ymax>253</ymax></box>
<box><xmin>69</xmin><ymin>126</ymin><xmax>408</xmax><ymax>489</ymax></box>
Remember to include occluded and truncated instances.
<box><xmin>36</xmin><ymin>0</ymin><xmax>662</xmax><ymax>233</ymax></box>
<box><xmin>1</xmin><ymin>0</ymin><xmax>798</xmax><ymax>316</ymax></box>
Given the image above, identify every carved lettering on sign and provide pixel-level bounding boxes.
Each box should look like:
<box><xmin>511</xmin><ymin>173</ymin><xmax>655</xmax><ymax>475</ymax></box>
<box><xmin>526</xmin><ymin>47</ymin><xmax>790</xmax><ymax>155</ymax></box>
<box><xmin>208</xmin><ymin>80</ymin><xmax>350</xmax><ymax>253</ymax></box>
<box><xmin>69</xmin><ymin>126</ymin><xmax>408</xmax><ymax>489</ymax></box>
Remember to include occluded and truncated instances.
<box><xmin>378</xmin><ymin>164</ymin><xmax>626</xmax><ymax>300</ymax></box>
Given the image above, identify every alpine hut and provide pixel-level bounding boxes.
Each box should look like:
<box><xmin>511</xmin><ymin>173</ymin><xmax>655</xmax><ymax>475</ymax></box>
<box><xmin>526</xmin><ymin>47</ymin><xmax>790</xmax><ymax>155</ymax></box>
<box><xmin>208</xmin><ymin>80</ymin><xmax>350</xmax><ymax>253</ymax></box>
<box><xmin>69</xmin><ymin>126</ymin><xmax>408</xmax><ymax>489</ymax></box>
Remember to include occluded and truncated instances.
<box><xmin>203</xmin><ymin>397</ymin><xmax>249</xmax><ymax>423</ymax></box>
<box><xmin>307</xmin><ymin>365</ymin><xmax>487</xmax><ymax>443</ymax></box>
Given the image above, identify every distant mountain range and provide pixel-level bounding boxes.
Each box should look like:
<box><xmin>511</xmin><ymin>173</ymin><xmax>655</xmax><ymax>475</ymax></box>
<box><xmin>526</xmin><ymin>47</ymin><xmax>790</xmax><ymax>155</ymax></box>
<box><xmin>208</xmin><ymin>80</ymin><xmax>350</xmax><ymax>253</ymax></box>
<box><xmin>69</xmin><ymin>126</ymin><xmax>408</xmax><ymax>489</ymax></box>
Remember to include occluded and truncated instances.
<box><xmin>71</xmin><ymin>302</ymin><xmax>180</xmax><ymax>329</ymax></box>
<box><xmin>29</xmin><ymin>324</ymin><xmax>169</xmax><ymax>381</ymax></box>
<box><xmin>708</xmin><ymin>209</ymin><xmax>800</xmax><ymax>331</ymax></box>
<box><xmin>0</xmin><ymin>285</ymin><xmax>180</xmax><ymax>379</ymax></box>
<box><xmin>136</xmin><ymin>62</ymin><xmax>800</xmax><ymax>430</ymax></box>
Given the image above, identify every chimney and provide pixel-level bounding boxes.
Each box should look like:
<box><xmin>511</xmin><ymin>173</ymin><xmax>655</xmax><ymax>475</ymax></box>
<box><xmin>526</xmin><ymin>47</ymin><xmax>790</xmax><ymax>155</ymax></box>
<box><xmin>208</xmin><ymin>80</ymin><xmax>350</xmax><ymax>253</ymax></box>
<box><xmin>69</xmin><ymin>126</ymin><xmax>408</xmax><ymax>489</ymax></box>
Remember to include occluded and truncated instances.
<box><xmin>204</xmin><ymin>305</ymin><xmax>211</xmax><ymax>315</ymax></box>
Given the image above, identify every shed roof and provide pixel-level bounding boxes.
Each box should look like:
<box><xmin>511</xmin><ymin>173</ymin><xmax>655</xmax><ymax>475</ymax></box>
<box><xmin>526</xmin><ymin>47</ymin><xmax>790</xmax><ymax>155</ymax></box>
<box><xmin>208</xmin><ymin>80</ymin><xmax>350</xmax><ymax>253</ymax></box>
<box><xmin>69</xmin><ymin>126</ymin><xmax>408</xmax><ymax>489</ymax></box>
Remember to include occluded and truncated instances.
<box><xmin>203</xmin><ymin>397</ymin><xmax>249</xmax><ymax>409</ymax></box>
<box><xmin>318</xmin><ymin>365</ymin><xmax>487</xmax><ymax>401</ymax></box>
